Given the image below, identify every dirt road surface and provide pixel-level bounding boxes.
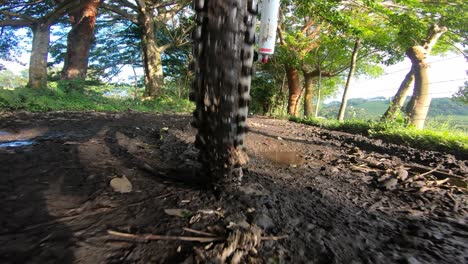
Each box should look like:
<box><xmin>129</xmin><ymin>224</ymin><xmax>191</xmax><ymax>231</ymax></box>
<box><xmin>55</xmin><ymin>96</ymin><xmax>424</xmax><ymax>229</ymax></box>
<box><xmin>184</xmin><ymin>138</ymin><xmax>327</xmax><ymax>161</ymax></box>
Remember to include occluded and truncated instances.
<box><xmin>0</xmin><ymin>111</ymin><xmax>466</xmax><ymax>263</ymax></box>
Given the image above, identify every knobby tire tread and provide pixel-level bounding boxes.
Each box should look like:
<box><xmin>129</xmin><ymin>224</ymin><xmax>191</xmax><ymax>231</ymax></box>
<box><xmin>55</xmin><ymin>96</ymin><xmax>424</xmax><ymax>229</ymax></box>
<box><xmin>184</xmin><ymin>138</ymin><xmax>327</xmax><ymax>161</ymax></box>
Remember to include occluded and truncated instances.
<box><xmin>191</xmin><ymin>0</ymin><xmax>256</xmax><ymax>188</ymax></box>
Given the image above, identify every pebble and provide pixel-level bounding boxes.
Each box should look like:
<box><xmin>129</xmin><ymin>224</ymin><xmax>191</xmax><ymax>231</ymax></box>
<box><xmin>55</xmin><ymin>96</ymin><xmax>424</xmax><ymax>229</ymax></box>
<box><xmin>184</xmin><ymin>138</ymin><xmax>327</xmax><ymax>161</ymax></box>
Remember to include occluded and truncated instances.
<box><xmin>397</xmin><ymin>168</ymin><xmax>409</xmax><ymax>181</ymax></box>
<box><xmin>255</xmin><ymin>213</ymin><xmax>274</xmax><ymax>230</ymax></box>
<box><xmin>382</xmin><ymin>178</ymin><xmax>398</xmax><ymax>190</ymax></box>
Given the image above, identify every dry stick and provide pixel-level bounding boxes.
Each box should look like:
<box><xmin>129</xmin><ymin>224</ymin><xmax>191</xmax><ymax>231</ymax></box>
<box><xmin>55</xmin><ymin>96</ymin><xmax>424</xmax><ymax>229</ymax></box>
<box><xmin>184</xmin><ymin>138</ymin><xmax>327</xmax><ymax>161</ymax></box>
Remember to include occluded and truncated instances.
<box><xmin>107</xmin><ymin>230</ymin><xmax>288</xmax><ymax>243</ymax></box>
<box><xmin>107</xmin><ymin>230</ymin><xmax>224</xmax><ymax>243</ymax></box>
<box><xmin>183</xmin><ymin>227</ymin><xmax>217</xmax><ymax>237</ymax></box>
<box><xmin>409</xmin><ymin>163</ymin><xmax>465</xmax><ymax>179</ymax></box>
<box><xmin>413</xmin><ymin>166</ymin><xmax>440</xmax><ymax>181</ymax></box>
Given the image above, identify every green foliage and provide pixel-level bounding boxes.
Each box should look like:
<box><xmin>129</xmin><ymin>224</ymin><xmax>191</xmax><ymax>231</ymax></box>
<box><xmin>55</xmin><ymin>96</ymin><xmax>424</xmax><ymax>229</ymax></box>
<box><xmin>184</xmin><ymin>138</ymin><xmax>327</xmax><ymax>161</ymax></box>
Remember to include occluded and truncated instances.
<box><xmin>0</xmin><ymin>82</ymin><xmax>194</xmax><ymax>113</ymax></box>
<box><xmin>291</xmin><ymin>116</ymin><xmax>468</xmax><ymax>157</ymax></box>
<box><xmin>0</xmin><ymin>69</ymin><xmax>28</xmax><ymax>88</ymax></box>
<box><xmin>452</xmin><ymin>81</ymin><xmax>468</xmax><ymax>104</ymax></box>
<box><xmin>250</xmin><ymin>59</ymin><xmax>288</xmax><ymax>116</ymax></box>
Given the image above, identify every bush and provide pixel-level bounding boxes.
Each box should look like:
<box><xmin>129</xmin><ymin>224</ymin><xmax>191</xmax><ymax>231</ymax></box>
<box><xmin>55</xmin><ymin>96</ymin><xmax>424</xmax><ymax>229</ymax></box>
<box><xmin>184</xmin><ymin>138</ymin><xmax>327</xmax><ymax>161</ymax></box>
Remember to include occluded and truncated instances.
<box><xmin>0</xmin><ymin>82</ymin><xmax>194</xmax><ymax>113</ymax></box>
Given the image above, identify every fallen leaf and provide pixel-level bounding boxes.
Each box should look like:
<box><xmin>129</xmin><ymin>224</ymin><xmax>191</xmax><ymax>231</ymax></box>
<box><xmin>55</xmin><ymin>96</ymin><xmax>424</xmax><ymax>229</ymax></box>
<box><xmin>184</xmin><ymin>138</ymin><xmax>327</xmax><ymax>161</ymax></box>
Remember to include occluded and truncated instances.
<box><xmin>110</xmin><ymin>176</ymin><xmax>132</xmax><ymax>193</ymax></box>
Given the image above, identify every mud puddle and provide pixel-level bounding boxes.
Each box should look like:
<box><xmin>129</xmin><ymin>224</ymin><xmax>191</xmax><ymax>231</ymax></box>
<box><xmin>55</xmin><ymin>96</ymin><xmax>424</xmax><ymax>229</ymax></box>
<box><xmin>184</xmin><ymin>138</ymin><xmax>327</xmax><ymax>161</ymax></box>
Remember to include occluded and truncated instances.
<box><xmin>261</xmin><ymin>151</ymin><xmax>305</xmax><ymax>166</ymax></box>
<box><xmin>0</xmin><ymin>140</ymin><xmax>35</xmax><ymax>148</ymax></box>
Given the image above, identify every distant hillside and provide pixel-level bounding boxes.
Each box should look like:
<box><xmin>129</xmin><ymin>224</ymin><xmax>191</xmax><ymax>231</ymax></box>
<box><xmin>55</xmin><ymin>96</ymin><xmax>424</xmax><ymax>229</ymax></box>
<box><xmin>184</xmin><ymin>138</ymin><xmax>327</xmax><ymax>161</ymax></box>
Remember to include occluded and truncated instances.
<box><xmin>321</xmin><ymin>97</ymin><xmax>468</xmax><ymax>129</ymax></box>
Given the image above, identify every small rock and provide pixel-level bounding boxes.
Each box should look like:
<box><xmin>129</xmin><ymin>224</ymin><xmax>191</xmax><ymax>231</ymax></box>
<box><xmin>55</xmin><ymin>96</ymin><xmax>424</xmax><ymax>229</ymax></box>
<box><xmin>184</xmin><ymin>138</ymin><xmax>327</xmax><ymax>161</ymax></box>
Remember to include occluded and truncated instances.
<box><xmin>110</xmin><ymin>176</ymin><xmax>132</xmax><ymax>193</ymax></box>
<box><xmin>255</xmin><ymin>213</ymin><xmax>274</xmax><ymax>230</ymax></box>
<box><xmin>378</xmin><ymin>174</ymin><xmax>393</xmax><ymax>182</ymax></box>
<box><xmin>405</xmin><ymin>256</ymin><xmax>422</xmax><ymax>264</ymax></box>
<box><xmin>396</xmin><ymin>168</ymin><xmax>409</xmax><ymax>181</ymax></box>
<box><xmin>277</xmin><ymin>136</ymin><xmax>283</xmax><ymax>141</ymax></box>
<box><xmin>411</xmin><ymin>181</ymin><xmax>426</xmax><ymax>188</ymax></box>
<box><xmin>382</xmin><ymin>178</ymin><xmax>398</xmax><ymax>190</ymax></box>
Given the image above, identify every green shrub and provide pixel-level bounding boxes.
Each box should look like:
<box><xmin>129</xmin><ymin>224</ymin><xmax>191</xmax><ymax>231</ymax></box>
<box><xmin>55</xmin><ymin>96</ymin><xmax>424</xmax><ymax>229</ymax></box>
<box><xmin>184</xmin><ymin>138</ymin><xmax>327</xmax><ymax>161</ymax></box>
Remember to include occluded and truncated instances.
<box><xmin>0</xmin><ymin>82</ymin><xmax>194</xmax><ymax>114</ymax></box>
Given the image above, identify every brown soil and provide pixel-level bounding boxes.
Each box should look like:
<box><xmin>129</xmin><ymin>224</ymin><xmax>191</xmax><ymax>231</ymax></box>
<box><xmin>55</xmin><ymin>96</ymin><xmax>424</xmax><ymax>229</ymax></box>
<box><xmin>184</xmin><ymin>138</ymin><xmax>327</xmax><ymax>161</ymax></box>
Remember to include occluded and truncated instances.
<box><xmin>0</xmin><ymin>111</ymin><xmax>466</xmax><ymax>263</ymax></box>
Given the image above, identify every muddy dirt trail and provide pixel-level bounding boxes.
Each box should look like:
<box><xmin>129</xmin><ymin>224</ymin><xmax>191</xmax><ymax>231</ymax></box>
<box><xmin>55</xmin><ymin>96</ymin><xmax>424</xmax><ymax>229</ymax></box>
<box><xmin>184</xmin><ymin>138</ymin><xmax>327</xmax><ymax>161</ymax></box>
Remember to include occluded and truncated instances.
<box><xmin>0</xmin><ymin>111</ymin><xmax>466</xmax><ymax>264</ymax></box>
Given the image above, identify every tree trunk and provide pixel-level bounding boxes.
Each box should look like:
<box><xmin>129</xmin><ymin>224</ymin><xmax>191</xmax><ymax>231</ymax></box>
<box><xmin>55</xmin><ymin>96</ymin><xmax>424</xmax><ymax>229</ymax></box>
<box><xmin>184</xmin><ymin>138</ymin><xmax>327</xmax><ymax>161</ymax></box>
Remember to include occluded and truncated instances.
<box><xmin>338</xmin><ymin>39</ymin><xmax>361</xmax><ymax>122</ymax></box>
<box><xmin>28</xmin><ymin>23</ymin><xmax>51</xmax><ymax>89</ymax></box>
<box><xmin>382</xmin><ymin>24</ymin><xmax>447</xmax><ymax>121</ymax></box>
<box><xmin>303</xmin><ymin>71</ymin><xmax>314</xmax><ymax>117</ymax></box>
<box><xmin>314</xmin><ymin>71</ymin><xmax>322</xmax><ymax>117</ymax></box>
<box><xmin>61</xmin><ymin>0</ymin><xmax>101</xmax><ymax>82</ymax></box>
<box><xmin>140</xmin><ymin>12</ymin><xmax>164</xmax><ymax>97</ymax></box>
<box><xmin>286</xmin><ymin>65</ymin><xmax>301</xmax><ymax>116</ymax></box>
<box><xmin>405</xmin><ymin>46</ymin><xmax>430</xmax><ymax>129</ymax></box>
<box><xmin>381</xmin><ymin>70</ymin><xmax>414</xmax><ymax>120</ymax></box>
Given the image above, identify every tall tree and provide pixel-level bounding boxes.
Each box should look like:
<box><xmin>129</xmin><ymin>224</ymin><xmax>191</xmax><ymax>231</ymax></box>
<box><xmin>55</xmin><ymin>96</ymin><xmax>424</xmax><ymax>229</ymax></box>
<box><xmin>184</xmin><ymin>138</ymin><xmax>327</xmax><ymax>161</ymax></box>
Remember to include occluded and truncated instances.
<box><xmin>0</xmin><ymin>0</ymin><xmax>85</xmax><ymax>88</ymax></box>
<box><xmin>382</xmin><ymin>25</ymin><xmax>448</xmax><ymax>121</ymax></box>
<box><xmin>61</xmin><ymin>0</ymin><xmax>102</xmax><ymax>83</ymax></box>
<box><xmin>276</xmin><ymin>2</ymin><xmax>324</xmax><ymax>117</ymax></box>
<box><xmin>372</xmin><ymin>0</ymin><xmax>467</xmax><ymax>126</ymax></box>
<box><xmin>404</xmin><ymin>46</ymin><xmax>430</xmax><ymax>129</ymax></box>
<box><xmin>102</xmin><ymin>0</ymin><xmax>190</xmax><ymax>97</ymax></box>
<box><xmin>337</xmin><ymin>38</ymin><xmax>361</xmax><ymax>122</ymax></box>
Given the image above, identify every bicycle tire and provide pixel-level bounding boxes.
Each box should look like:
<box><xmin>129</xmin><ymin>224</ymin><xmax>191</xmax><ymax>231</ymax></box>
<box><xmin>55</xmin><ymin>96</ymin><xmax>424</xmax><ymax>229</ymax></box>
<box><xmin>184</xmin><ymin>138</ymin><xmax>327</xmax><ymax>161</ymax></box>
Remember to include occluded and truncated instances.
<box><xmin>191</xmin><ymin>0</ymin><xmax>257</xmax><ymax>188</ymax></box>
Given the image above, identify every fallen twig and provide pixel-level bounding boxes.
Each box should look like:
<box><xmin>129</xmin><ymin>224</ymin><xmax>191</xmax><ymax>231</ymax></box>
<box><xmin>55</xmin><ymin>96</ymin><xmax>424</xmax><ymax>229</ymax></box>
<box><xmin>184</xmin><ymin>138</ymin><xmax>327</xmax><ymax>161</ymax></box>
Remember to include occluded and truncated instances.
<box><xmin>107</xmin><ymin>229</ymin><xmax>224</xmax><ymax>243</ymax></box>
<box><xmin>183</xmin><ymin>227</ymin><xmax>217</xmax><ymax>237</ymax></box>
<box><xmin>409</xmin><ymin>163</ymin><xmax>465</xmax><ymax>180</ymax></box>
<box><xmin>107</xmin><ymin>229</ymin><xmax>288</xmax><ymax>244</ymax></box>
<box><xmin>415</xmin><ymin>166</ymin><xmax>440</xmax><ymax>179</ymax></box>
<box><xmin>429</xmin><ymin>178</ymin><xmax>450</xmax><ymax>186</ymax></box>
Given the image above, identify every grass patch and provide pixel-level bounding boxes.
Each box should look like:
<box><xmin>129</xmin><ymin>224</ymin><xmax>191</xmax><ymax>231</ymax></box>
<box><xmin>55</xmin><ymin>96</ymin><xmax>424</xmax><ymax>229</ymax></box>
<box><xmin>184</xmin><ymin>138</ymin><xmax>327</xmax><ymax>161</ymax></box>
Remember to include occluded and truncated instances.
<box><xmin>290</xmin><ymin>116</ymin><xmax>468</xmax><ymax>157</ymax></box>
<box><xmin>0</xmin><ymin>82</ymin><xmax>194</xmax><ymax>113</ymax></box>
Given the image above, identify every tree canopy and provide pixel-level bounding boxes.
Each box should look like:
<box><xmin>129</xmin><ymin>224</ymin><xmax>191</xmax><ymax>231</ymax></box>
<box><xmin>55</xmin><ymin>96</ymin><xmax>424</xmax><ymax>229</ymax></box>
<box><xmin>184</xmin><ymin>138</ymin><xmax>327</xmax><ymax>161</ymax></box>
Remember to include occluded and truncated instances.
<box><xmin>0</xmin><ymin>0</ymin><xmax>466</xmax><ymax>124</ymax></box>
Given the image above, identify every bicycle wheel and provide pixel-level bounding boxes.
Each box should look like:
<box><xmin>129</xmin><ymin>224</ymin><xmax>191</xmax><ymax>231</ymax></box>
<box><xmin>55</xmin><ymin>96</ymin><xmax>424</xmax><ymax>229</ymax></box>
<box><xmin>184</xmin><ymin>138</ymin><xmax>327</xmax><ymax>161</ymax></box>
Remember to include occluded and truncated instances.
<box><xmin>191</xmin><ymin>0</ymin><xmax>257</xmax><ymax>188</ymax></box>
